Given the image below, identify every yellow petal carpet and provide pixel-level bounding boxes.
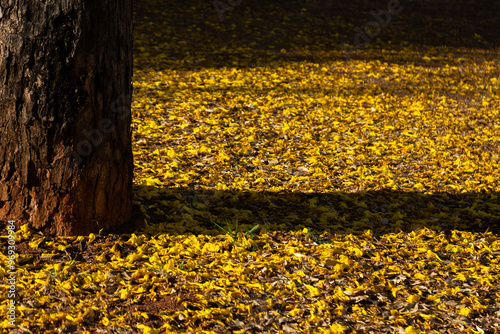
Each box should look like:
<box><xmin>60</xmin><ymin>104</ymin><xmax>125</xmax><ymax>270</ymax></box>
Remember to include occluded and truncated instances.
<box><xmin>1</xmin><ymin>0</ymin><xmax>500</xmax><ymax>333</ymax></box>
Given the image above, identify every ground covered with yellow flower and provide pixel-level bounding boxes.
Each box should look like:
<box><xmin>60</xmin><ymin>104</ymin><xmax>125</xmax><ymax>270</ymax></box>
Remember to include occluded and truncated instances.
<box><xmin>1</xmin><ymin>0</ymin><xmax>500</xmax><ymax>333</ymax></box>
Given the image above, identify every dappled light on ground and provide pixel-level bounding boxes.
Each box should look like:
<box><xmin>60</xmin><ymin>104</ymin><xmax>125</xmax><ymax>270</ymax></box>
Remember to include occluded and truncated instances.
<box><xmin>1</xmin><ymin>0</ymin><xmax>500</xmax><ymax>333</ymax></box>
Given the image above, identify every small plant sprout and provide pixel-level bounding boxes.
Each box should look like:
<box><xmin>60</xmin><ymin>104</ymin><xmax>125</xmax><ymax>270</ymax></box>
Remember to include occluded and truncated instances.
<box><xmin>213</xmin><ymin>218</ymin><xmax>260</xmax><ymax>250</ymax></box>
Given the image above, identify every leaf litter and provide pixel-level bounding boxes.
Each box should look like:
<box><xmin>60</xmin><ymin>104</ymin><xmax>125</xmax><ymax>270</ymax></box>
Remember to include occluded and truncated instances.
<box><xmin>1</xmin><ymin>0</ymin><xmax>500</xmax><ymax>333</ymax></box>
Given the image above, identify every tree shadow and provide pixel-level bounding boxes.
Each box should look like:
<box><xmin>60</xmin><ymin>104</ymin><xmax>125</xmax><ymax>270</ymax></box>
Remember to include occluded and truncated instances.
<box><xmin>133</xmin><ymin>0</ymin><xmax>500</xmax><ymax>71</ymax></box>
<box><xmin>113</xmin><ymin>184</ymin><xmax>500</xmax><ymax>237</ymax></box>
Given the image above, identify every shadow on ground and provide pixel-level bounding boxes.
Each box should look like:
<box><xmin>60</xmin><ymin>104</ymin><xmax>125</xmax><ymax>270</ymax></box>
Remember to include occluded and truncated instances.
<box><xmin>116</xmin><ymin>185</ymin><xmax>500</xmax><ymax>237</ymax></box>
<box><xmin>133</xmin><ymin>0</ymin><xmax>500</xmax><ymax>71</ymax></box>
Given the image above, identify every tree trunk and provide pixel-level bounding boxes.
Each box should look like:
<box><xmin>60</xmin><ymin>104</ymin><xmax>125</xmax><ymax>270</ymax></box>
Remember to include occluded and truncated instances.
<box><xmin>0</xmin><ymin>1</ymin><xmax>133</xmax><ymax>236</ymax></box>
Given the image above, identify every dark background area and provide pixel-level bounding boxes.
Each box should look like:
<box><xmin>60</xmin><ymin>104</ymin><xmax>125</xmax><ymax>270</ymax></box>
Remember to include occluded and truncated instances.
<box><xmin>134</xmin><ymin>0</ymin><xmax>500</xmax><ymax>70</ymax></box>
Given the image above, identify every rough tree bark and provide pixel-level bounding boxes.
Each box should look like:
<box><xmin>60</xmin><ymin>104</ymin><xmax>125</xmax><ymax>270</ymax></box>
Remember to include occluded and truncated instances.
<box><xmin>0</xmin><ymin>1</ymin><xmax>133</xmax><ymax>236</ymax></box>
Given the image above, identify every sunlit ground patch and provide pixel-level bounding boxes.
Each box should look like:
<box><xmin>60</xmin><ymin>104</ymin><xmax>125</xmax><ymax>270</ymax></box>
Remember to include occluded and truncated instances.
<box><xmin>1</xmin><ymin>0</ymin><xmax>499</xmax><ymax>333</ymax></box>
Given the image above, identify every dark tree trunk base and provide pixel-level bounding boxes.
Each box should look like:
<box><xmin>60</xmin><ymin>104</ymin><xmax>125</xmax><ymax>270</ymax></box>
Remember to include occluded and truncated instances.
<box><xmin>0</xmin><ymin>0</ymin><xmax>133</xmax><ymax>236</ymax></box>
